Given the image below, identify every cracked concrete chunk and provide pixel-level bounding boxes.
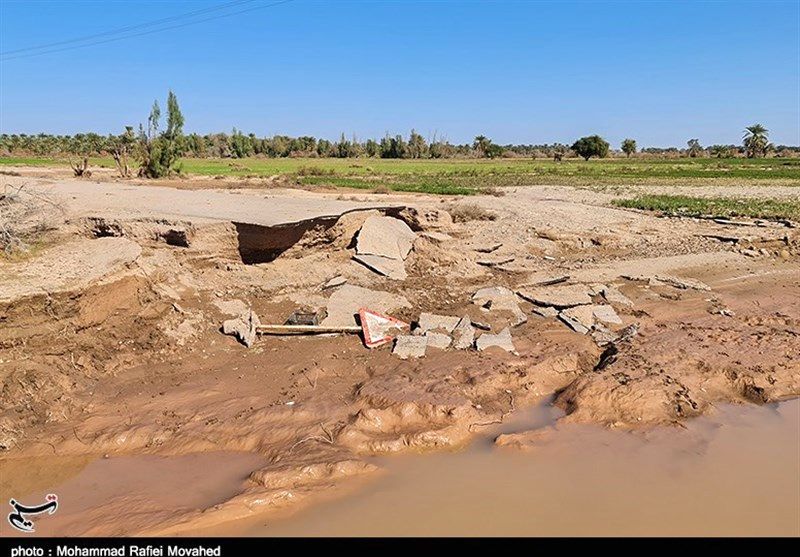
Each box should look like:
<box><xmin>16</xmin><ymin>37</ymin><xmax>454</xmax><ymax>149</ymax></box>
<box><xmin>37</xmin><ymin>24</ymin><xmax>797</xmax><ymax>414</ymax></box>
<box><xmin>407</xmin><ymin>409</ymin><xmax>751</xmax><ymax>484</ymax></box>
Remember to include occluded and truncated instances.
<box><xmin>417</xmin><ymin>313</ymin><xmax>461</xmax><ymax>333</ymax></box>
<box><xmin>322</xmin><ymin>275</ymin><xmax>347</xmax><ymax>289</ymax></box>
<box><xmin>601</xmin><ymin>286</ymin><xmax>634</xmax><ymax>307</ymax></box>
<box><xmin>592</xmin><ymin>304</ymin><xmax>623</xmax><ymax>325</ymax></box>
<box><xmin>222</xmin><ymin>310</ymin><xmax>261</xmax><ymax>348</ymax></box>
<box><xmin>356</xmin><ymin>216</ymin><xmax>416</xmax><ymax>260</ymax></box>
<box><xmin>532</xmin><ymin>306</ymin><xmax>559</xmax><ymax>318</ymax></box>
<box><xmin>591</xmin><ymin>324</ymin><xmax>617</xmax><ymax>346</ymax></box>
<box><xmin>476</xmin><ymin>327</ymin><xmax>515</xmax><ymax>353</ymax></box>
<box><xmin>472</xmin><ymin>286</ymin><xmax>528</xmax><ymax>326</ymax></box>
<box><xmin>353</xmin><ymin>254</ymin><xmax>408</xmax><ymax>280</ymax></box>
<box><xmin>517</xmin><ymin>284</ymin><xmax>593</xmax><ymax>308</ymax></box>
<box><xmin>425</xmin><ymin>331</ymin><xmax>452</xmax><ymax>349</ymax></box>
<box><xmin>452</xmin><ymin>315</ymin><xmax>476</xmax><ymax>350</ymax></box>
<box><xmin>392</xmin><ymin>335</ymin><xmax>427</xmax><ymax>359</ymax></box>
<box><xmin>558</xmin><ymin>305</ymin><xmax>594</xmax><ymax>334</ymax></box>
<box><xmin>654</xmin><ymin>275</ymin><xmax>712</xmax><ymax>291</ymax></box>
<box><xmin>322</xmin><ymin>285</ymin><xmax>410</xmax><ymax>328</ymax></box>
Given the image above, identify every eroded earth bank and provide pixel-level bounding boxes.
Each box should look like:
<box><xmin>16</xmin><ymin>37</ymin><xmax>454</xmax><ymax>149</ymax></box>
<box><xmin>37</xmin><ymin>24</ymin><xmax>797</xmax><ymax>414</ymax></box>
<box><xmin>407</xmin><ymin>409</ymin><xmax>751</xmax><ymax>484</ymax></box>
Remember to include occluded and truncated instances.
<box><xmin>1</xmin><ymin>170</ymin><xmax>799</xmax><ymax>535</ymax></box>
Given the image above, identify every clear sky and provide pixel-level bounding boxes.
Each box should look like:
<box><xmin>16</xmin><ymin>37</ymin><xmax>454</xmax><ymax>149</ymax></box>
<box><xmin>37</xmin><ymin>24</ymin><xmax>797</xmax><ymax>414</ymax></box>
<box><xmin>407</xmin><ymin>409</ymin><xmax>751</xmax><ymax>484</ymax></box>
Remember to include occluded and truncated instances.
<box><xmin>0</xmin><ymin>0</ymin><xmax>798</xmax><ymax>147</ymax></box>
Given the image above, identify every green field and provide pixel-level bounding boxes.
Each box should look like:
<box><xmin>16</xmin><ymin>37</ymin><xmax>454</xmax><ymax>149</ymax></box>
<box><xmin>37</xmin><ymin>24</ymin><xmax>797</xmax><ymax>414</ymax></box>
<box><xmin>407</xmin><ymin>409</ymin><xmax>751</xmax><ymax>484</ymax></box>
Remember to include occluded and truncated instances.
<box><xmin>1</xmin><ymin>156</ymin><xmax>798</xmax><ymax>195</ymax></box>
<box><xmin>614</xmin><ymin>194</ymin><xmax>800</xmax><ymax>221</ymax></box>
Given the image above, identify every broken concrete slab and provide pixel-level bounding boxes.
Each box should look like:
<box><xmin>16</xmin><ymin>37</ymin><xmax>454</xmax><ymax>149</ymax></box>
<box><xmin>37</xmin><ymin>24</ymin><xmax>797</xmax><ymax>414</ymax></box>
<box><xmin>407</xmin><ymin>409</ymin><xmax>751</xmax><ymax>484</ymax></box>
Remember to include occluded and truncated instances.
<box><xmin>558</xmin><ymin>305</ymin><xmax>594</xmax><ymax>334</ymax></box>
<box><xmin>622</xmin><ymin>274</ymin><xmax>711</xmax><ymax>291</ymax></box>
<box><xmin>476</xmin><ymin>327</ymin><xmax>515</xmax><ymax>353</ymax></box>
<box><xmin>472</xmin><ymin>286</ymin><xmax>528</xmax><ymax>326</ymax></box>
<box><xmin>592</xmin><ymin>304</ymin><xmax>623</xmax><ymax>325</ymax></box>
<box><xmin>222</xmin><ymin>310</ymin><xmax>261</xmax><ymax>348</ymax></box>
<box><xmin>392</xmin><ymin>335</ymin><xmax>427</xmax><ymax>359</ymax></box>
<box><xmin>517</xmin><ymin>284</ymin><xmax>593</xmax><ymax>309</ymax></box>
<box><xmin>417</xmin><ymin>313</ymin><xmax>461</xmax><ymax>333</ymax></box>
<box><xmin>353</xmin><ymin>254</ymin><xmax>407</xmax><ymax>280</ymax></box>
<box><xmin>356</xmin><ymin>216</ymin><xmax>416</xmax><ymax>260</ymax></box>
<box><xmin>425</xmin><ymin>331</ymin><xmax>452</xmax><ymax>350</ymax></box>
<box><xmin>531</xmin><ymin>306</ymin><xmax>559</xmax><ymax>318</ymax></box>
<box><xmin>452</xmin><ymin>315</ymin><xmax>476</xmax><ymax>350</ymax></box>
<box><xmin>322</xmin><ymin>285</ymin><xmax>410</xmax><ymax>328</ymax></box>
<box><xmin>591</xmin><ymin>324</ymin><xmax>617</xmax><ymax>346</ymax></box>
<box><xmin>601</xmin><ymin>285</ymin><xmax>634</xmax><ymax>307</ymax></box>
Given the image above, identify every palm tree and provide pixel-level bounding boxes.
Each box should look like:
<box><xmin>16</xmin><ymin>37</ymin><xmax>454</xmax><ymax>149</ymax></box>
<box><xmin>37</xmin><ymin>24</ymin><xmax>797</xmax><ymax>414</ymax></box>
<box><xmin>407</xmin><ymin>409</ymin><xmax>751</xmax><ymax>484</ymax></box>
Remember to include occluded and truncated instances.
<box><xmin>743</xmin><ymin>124</ymin><xmax>770</xmax><ymax>158</ymax></box>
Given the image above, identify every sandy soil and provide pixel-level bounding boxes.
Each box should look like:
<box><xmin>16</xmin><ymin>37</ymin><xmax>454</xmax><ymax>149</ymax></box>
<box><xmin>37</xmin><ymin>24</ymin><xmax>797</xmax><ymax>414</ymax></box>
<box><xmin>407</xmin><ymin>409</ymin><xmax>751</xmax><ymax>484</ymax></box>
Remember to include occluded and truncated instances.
<box><xmin>0</xmin><ymin>171</ymin><xmax>798</xmax><ymax>535</ymax></box>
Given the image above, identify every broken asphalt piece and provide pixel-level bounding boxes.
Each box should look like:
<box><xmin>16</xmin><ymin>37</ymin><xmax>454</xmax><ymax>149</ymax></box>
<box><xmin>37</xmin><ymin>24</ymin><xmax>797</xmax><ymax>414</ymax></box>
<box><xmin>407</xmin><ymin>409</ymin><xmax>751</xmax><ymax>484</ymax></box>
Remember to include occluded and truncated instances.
<box><xmin>417</xmin><ymin>313</ymin><xmax>461</xmax><ymax>333</ymax></box>
<box><xmin>322</xmin><ymin>285</ymin><xmax>410</xmax><ymax>328</ymax></box>
<box><xmin>356</xmin><ymin>216</ymin><xmax>416</xmax><ymax>260</ymax></box>
<box><xmin>353</xmin><ymin>253</ymin><xmax>408</xmax><ymax>280</ymax></box>
<box><xmin>360</xmin><ymin>308</ymin><xmax>410</xmax><ymax>348</ymax></box>
<box><xmin>601</xmin><ymin>285</ymin><xmax>634</xmax><ymax>307</ymax></box>
<box><xmin>452</xmin><ymin>315</ymin><xmax>476</xmax><ymax>350</ymax></box>
<box><xmin>222</xmin><ymin>310</ymin><xmax>261</xmax><ymax>348</ymax></box>
<box><xmin>425</xmin><ymin>331</ymin><xmax>452</xmax><ymax>349</ymax></box>
<box><xmin>476</xmin><ymin>327</ymin><xmax>516</xmax><ymax>353</ymax></box>
<box><xmin>392</xmin><ymin>335</ymin><xmax>427</xmax><ymax>359</ymax></box>
<box><xmin>472</xmin><ymin>286</ymin><xmax>527</xmax><ymax>326</ymax></box>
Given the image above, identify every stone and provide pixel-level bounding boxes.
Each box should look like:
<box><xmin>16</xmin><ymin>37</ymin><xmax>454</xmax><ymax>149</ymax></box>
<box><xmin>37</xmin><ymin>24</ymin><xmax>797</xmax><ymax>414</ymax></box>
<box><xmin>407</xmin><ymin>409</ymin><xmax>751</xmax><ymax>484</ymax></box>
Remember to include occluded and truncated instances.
<box><xmin>472</xmin><ymin>286</ymin><xmax>528</xmax><ymax>326</ymax></box>
<box><xmin>532</xmin><ymin>306</ymin><xmax>559</xmax><ymax>318</ymax></box>
<box><xmin>474</xmin><ymin>243</ymin><xmax>503</xmax><ymax>253</ymax></box>
<box><xmin>353</xmin><ymin>254</ymin><xmax>407</xmax><ymax>280</ymax></box>
<box><xmin>476</xmin><ymin>327</ymin><xmax>515</xmax><ymax>353</ymax></box>
<box><xmin>322</xmin><ymin>275</ymin><xmax>347</xmax><ymax>289</ymax></box>
<box><xmin>592</xmin><ymin>304</ymin><xmax>623</xmax><ymax>325</ymax></box>
<box><xmin>558</xmin><ymin>305</ymin><xmax>594</xmax><ymax>334</ymax></box>
<box><xmin>425</xmin><ymin>331</ymin><xmax>452</xmax><ymax>349</ymax></box>
<box><xmin>322</xmin><ymin>285</ymin><xmax>410</xmax><ymax>328</ymax></box>
<box><xmin>393</xmin><ymin>335</ymin><xmax>427</xmax><ymax>359</ymax></box>
<box><xmin>222</xmin><ymin>310</ymin><xmax>260</xmax><ymax>348</ymax></box>
<box><xmin>601</xmin><ymin>286</ymin><xmax>634</xmax><ymax>307</ymax></box>
<box><xmin>356</xmin><ymin>216</ymin><xmax>416</xmax><ymax>260</ymax></box>
<box><xmin>517</xmin><ymin>284</ymin><xmax>593</xmax><ymax>308</ymax></box>
<box><xmin>452</xmin><ymin>315</ymin><xmax>476</xmax><ymax>350</ymax></box>
<box><xmin>417</xmin><ymin>313</ymin><xmax>461</xmax><ymax>333</ymax></box>
<box><xmin>591</xmin><ymin>324</ymin><xmax>617</xmax><ymax>346</ymax></box>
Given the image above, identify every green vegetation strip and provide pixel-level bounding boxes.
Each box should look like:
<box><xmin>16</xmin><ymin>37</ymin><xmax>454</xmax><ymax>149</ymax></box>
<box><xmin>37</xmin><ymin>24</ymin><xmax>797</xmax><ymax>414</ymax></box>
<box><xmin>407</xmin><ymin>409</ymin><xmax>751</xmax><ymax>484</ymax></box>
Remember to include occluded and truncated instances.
<box><xmin>613</xmin><ymin>194</ymin><xmax>800</xmax><ymax>221</ymax></box>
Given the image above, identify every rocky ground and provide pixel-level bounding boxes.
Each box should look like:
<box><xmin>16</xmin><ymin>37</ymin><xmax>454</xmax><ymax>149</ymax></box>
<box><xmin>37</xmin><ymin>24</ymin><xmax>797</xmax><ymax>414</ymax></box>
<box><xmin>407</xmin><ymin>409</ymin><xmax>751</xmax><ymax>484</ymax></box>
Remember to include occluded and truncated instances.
<box><xmin>1</xmin><ymin>168</ymin><xmax>798</xmax><ymax>535</ymax></box>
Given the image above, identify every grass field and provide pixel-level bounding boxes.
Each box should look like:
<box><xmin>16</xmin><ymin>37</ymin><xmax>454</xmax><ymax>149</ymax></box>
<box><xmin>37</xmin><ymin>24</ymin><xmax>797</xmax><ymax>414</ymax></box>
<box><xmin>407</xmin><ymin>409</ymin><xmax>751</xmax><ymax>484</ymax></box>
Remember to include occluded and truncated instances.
<box><xmin>1</xmin><ymin>156</ymin><xmax>799</xmax><ymax>195</ymax></box>
<box><xmin>614</xmin><ymin>194</ymin><xmax>800</xmax><ymax>221</ymax></box>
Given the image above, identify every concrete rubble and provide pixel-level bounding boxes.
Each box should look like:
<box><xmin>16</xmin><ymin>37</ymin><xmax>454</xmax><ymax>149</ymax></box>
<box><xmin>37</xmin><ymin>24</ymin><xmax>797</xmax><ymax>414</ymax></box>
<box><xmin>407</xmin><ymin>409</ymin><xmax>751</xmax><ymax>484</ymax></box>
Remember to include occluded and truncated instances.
<box><xmin>452</xmin><ymin>315</ymin><xmax>476</xmax><ymax>350</ymax></box>
<box><xmin>392</xmin><ymin>335</ymin><xmax>428</xmax><ymax>359</ymax></box>
<box><xmin>416</xmin><ymin>312</ymin><xmax>461</xmax><ymax>333</ymax></box>
<box><xmin>352</xmin><ymin>216</ymin><xmax>416</xmax><ymax>280</ymax></box>
<box><xmin>472</xmin><ymin>286</ymin><xmax>528</xmax><ymax>326</ymax></box>
<box><xmin>322</xmin><ymin>284</ymin><xmax>410</xmax><ymax>328</ymax></box>
<box><xmin>476</xmin><ymin>327</ymin><xmax>516</xmax><ymax>353</ymax></box>
<box><xmin>222</xmin><ymin>309</ymin><xmax>261</xmax><ymax>348</ymax></box>
<box><xmin>623</xmin><ymin>274</ymin><xmax>711</xmax><ymax>291</ymax></box>
<box><xmin>600</xmin><ymin>285</ymin><xmax>634</xmax><ymax>307</ymax></box>
<box><xmin>425</xmin><ymin>331</ymin><xmax>452</xmax><ymax>350</ymax></box>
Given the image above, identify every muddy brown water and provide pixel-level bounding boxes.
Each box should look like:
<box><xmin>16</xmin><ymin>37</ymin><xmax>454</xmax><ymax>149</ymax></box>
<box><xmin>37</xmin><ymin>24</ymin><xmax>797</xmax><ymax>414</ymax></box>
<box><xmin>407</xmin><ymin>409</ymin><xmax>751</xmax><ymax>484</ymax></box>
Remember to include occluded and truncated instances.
<box><xmin>1</xmin><ymin>401</ymin><xmax>798</xmax><ymax>536</ymax></box>
<box><xmin>217</xmin><ymin>399</ymin><xmax>800</xmax><ymax>537</ymax></box>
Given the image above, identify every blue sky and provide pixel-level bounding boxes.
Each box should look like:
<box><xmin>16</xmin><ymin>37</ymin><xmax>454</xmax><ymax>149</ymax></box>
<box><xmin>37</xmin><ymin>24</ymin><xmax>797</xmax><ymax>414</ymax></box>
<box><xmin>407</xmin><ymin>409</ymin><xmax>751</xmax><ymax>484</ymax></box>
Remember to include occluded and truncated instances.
<box><xmin>1</xmin><ymin>0</ymin><xmax>798</xmax><ymax>147</ymax></box>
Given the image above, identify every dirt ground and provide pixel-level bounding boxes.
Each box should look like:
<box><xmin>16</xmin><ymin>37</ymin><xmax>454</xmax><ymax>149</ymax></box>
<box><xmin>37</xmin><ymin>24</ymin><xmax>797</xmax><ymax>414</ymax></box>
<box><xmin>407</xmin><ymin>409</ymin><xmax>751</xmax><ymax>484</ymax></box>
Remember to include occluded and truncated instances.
<box><xmin>1</xmin><ymin>167</ymin><xmax>798</xmax><ymax>535</ymax></box>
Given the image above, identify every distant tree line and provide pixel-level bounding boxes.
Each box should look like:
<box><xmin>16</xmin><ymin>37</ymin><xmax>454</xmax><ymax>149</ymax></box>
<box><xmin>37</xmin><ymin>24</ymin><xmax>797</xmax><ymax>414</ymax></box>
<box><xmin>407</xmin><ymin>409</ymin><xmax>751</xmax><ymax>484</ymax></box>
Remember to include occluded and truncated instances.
<box><xmin>0</xmin><ymin>90</ymin><xmax>795</xmax><ymax>175</ymax></box>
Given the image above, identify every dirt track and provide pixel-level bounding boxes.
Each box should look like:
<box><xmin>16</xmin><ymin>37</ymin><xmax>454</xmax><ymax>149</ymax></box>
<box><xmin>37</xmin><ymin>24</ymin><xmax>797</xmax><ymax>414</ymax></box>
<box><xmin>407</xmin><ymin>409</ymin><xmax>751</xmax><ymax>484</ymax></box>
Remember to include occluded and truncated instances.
<box><xmin>1</xmin><ymin>171</ymin><xmax>798</xmax><ymax>535</ymax></box>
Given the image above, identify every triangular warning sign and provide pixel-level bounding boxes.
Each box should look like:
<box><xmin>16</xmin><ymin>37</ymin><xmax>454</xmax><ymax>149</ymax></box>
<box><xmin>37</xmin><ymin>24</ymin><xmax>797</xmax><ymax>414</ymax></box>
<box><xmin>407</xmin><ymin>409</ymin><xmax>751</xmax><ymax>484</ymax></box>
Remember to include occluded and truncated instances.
<box><xmin>358</xmin><ymin>308</ymin><xmax>410</xmax><ymax>348</ymax></box>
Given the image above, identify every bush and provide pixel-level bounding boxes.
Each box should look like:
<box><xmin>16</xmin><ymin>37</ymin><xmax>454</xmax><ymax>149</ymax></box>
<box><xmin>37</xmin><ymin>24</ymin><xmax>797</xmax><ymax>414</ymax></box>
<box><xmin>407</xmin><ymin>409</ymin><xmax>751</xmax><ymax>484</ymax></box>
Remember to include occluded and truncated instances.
<box><xmin>447</xmin><ymin>203</ymin><xmax>498</xmax><ymax>223</ymax></box>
